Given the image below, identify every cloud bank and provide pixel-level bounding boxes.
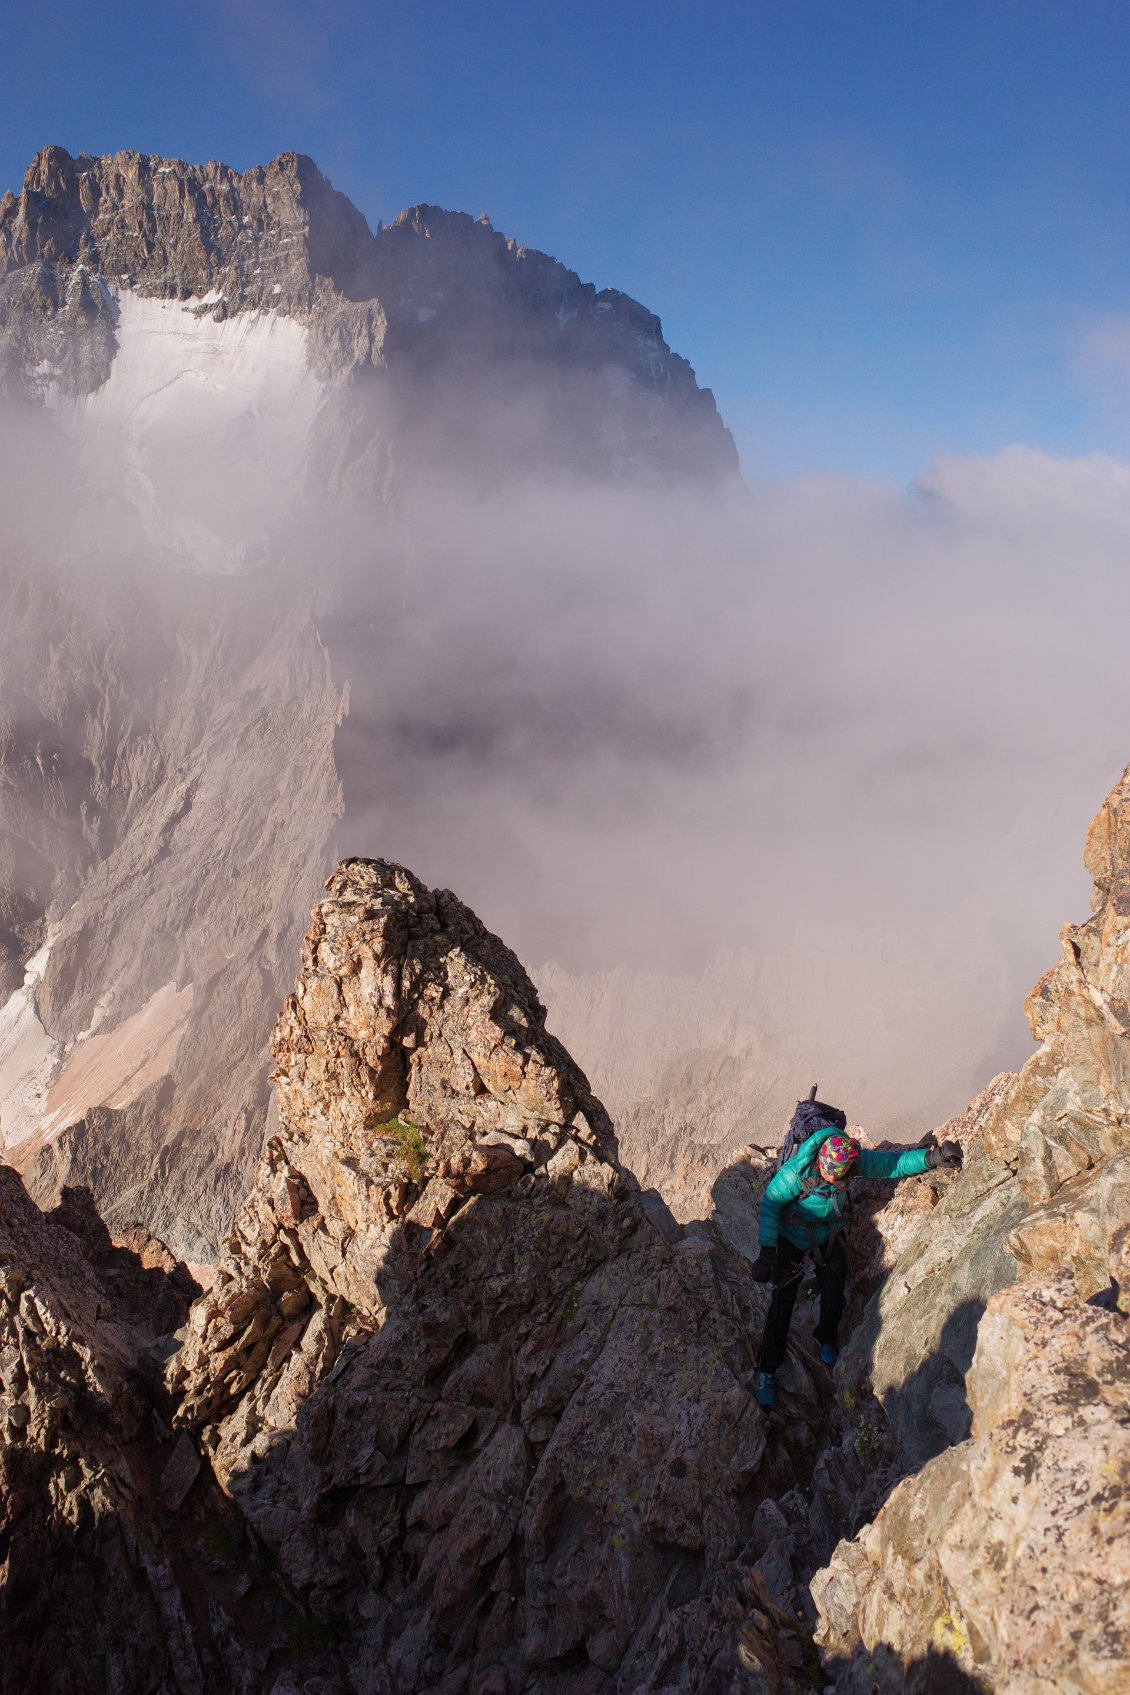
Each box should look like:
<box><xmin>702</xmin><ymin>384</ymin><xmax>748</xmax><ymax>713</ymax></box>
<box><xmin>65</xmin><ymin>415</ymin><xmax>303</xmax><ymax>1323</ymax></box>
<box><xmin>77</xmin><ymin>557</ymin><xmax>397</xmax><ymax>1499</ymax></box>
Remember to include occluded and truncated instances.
<box><xmin>324</xmin><ymin>445</ymin><xmax>1128</xmax><ymax>1134</ymax></box>
<box><xmin>3</xmin><ymin>360</ymin><xmax>1128</xmax><ymax>1149</ymax></box>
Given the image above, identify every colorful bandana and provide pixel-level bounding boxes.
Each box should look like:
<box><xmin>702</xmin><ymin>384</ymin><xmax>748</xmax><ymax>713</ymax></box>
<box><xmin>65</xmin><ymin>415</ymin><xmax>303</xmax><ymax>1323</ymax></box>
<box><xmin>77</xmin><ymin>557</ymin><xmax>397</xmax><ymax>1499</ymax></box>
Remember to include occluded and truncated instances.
<box><xmin>817</xmin><ymin>1133</ymin><xmax>861</xmax><ymax>1182</ymax></box>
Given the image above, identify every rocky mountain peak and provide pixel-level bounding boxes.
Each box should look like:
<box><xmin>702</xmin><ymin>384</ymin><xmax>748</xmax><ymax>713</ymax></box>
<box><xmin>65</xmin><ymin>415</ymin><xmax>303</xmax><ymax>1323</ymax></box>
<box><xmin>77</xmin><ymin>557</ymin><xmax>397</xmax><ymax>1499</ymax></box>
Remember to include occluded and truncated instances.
<box><xmin>0</xmin><ymin>143</ymin><xmax>739</xmax><ymax>482</ymax></box>
<box><xmin>0</xmin><ymin>144</ymin><xmax>372</xmax><ymax>304</ymax></box>
<box><xmin>272</xmin><ymin>856</ymin><xmax>610</xmax><ymax>1154</ymax></box>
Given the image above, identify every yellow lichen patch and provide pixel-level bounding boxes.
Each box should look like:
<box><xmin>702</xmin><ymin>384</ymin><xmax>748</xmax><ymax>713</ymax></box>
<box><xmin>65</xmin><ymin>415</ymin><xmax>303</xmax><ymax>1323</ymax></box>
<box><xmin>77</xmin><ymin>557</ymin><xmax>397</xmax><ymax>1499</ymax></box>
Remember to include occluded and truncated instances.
<box><xmin>932</xmin><ymin>1613</ymin><xmax>967</xmax><ymax>1657</ymax></box>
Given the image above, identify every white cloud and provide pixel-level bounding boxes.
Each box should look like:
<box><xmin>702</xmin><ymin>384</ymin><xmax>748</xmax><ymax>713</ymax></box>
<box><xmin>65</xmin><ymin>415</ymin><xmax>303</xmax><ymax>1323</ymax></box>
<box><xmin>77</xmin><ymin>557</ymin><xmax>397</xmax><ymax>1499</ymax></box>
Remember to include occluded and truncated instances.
<box><xmin>5</xmin><ymin>372</ymin><xmax>1129</xmax><ymax>1143</ymax></box>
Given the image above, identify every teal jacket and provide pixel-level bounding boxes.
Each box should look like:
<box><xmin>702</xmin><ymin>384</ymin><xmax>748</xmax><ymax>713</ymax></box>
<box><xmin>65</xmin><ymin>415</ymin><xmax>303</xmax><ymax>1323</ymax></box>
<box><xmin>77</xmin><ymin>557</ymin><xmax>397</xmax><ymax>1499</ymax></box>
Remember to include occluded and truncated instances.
<box><xmin>758</xmin><ymin>1128</ymin><xmax>930</xmax><ymax>1250</ymax></box>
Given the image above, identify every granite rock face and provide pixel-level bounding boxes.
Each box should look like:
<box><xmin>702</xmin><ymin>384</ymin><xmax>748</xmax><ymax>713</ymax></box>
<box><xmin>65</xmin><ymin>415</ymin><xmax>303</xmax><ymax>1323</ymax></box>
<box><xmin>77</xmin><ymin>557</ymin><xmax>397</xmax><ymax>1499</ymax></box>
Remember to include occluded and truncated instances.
<box><xmin>813</xmin><ymin>1267</ymin><xmax>1130</xmax><ymax>1695</ymax></box>
<box><xmin>808</xmin><ymin>766</ymin><xmax>1130</xmax><ymax>1693</ymax></box>
<box><xmin>0</xmin><ymin>860</ymin><xmax>828</xmax><ymax>1692</ymax></box>
<box><xmin>168</xmin><ymin>859</ymin><xmax>821</xmax><ymax>1694</ymax></box>
<box><xmin>0</xmin><ymin>145</ymin><xmax>372</xmax><ymax>310</ymax></box>
<box><xmin>2</xmin><ymin>787</ymin><xmax>1128</xmax><ymax>1690</ymax></box>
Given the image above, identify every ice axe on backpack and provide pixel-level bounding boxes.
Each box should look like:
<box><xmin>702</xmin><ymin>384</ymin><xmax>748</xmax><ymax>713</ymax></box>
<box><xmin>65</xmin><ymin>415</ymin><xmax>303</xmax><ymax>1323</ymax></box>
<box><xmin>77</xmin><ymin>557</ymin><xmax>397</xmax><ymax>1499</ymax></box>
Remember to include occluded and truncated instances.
<box><xmin>774</xmin><ymin>1084</ymin><xmax>847</xmax><ymax>1171</ymax></box>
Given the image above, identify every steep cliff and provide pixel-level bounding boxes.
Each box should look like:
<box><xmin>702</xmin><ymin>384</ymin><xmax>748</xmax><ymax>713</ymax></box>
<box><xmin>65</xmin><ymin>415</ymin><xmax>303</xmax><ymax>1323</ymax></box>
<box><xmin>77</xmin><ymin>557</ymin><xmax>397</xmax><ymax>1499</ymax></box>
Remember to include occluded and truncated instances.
<box><xmin>0</xmin><ymin>569</ymin><xmax>345</xmax><ymax>1260</ymax></box>
<box><xmin>805</xmin><ymin>767</ymin><xmax>1130</xmax><ymax>1693</ymax></box>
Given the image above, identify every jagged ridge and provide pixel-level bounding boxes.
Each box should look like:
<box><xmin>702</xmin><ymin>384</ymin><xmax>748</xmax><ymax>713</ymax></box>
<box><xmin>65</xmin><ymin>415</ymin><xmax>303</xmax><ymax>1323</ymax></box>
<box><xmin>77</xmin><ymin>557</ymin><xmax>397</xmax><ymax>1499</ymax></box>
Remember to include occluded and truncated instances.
<box><xmin>3</xmin><ymin>760</ymin><xmax>1130</xmax><ymax>1691</ymax></box>
<box><xmin>0</xmin><ymin>145</ymin><xmax>738</xmax><ymax>482</ymax></box>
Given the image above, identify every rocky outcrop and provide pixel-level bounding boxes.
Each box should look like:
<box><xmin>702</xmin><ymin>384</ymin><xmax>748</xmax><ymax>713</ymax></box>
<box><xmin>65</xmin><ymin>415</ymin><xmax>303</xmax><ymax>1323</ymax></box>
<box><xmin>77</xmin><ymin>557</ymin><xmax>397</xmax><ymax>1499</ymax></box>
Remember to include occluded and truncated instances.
<box><xmin>814</xmin><ymin>1264</ymin><xmax>1130</xmax><ymax>1694</ymax></box>
<box><xmin>0</xmin><ymin>1164</ymin><xmax>297</xmax><ymax>1693</ymax></box>
<box><xmin>806</xmin><ymin>766</ymin><xmax>1130</xmax><ymax>1692</ymax></box>
<box><xmin>167</xmin><ymin>859</ymin><xmax>824</xmax><ymax>1693</ymax></box>
<box><xmin>4</xmin><ymin>771</ymin><xmax>1128</xmax><ymax>1691</ymax></box>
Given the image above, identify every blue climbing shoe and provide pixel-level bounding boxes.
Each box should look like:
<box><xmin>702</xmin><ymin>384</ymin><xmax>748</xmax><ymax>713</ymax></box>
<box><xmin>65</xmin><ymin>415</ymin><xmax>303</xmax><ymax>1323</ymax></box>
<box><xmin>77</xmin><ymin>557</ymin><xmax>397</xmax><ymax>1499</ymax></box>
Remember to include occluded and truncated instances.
<box><xmin>755</xmin><ymin>1371</ymin><xmax>777</xmax><ymax>1408</ymax></box>
<box><xmin>818</xmin><ymin>1343</ymin><xmax>840</xmax><ymax>1367</ymax></box>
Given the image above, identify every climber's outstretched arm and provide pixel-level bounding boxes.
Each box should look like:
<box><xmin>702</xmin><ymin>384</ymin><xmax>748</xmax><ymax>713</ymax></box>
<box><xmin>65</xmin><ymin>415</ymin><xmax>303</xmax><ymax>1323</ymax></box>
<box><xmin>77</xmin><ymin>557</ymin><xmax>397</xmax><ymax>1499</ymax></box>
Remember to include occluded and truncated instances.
<box><xmin>857</xmin><ymin>1141</ymin><xmax>962</xmax><ymax>1180</ymax></box>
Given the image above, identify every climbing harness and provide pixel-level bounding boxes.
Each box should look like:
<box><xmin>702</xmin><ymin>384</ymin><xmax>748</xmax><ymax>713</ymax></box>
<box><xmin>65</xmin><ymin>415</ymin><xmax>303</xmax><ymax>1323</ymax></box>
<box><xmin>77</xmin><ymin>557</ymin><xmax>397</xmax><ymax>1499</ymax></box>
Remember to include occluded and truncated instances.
<box><xmin>788</xmin><ymin>1169</ymin><xmax>852</xmax><ymax>1252</ymax></box>
<box><xmin>777</xmin><ymin>1169</ymin><xmax>853</xmax><ymax>1293</ymax></box>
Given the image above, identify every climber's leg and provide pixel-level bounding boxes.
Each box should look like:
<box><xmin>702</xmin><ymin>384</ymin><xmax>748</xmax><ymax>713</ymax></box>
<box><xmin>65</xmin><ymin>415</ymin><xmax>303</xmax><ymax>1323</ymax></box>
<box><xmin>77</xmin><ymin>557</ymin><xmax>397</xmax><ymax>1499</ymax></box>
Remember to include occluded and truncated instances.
<box><xmin>813</xmin><ymin>1237</ymin><xmax>848</xmax><ymax>1355</ymax></box>
<box><xmin>757</xmin><ymin>1238</ymin><xmax>806</xmax><ymax>1373</ymax></box>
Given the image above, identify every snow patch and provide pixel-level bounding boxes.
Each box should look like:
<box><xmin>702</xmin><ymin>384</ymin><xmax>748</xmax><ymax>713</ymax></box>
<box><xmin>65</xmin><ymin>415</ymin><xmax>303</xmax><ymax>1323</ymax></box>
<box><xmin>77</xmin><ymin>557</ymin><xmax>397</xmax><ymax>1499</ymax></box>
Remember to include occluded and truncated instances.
<box><xmin>63</xmin><ymin>290</ymin><xmax>323</xmax><ymax>574</ymax></box>
<box><xmin>0</xmin><ymin>931</ymin><xmax>62</xmax><ymax>1152</ymax></box>
<box><xmin>32</xmin><ymin>357</ymin><xmax>62</xmax><ymax>410</ymax></box>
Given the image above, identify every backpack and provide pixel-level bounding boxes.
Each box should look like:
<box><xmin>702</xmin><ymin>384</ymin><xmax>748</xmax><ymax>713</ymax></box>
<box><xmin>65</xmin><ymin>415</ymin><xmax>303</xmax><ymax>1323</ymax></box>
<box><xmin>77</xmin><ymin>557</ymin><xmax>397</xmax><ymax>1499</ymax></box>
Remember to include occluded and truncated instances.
<box><xmin>777</xmin><ymin>1086</ymin><xmax>852</xmax><ymax>1262</ymax></box>
<box><xmin>775</xmin><ymin>1084</ymin><xmax>847</xmax><ymax>1171</ymax></box>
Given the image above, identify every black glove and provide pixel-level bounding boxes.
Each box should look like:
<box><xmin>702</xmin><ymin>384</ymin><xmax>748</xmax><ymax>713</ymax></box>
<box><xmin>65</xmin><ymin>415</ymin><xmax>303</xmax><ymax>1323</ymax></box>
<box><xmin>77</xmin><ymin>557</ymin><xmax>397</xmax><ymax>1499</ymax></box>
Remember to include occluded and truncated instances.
<box><xmin>751</xmin><ymin>1245</ymin><xmax>777</xmax><ymax>1282</ymax></box>
<box><xmin>927</xmin><ymin>1140</ymin><xmax>963</xmax><ymax>1170</ymax></box>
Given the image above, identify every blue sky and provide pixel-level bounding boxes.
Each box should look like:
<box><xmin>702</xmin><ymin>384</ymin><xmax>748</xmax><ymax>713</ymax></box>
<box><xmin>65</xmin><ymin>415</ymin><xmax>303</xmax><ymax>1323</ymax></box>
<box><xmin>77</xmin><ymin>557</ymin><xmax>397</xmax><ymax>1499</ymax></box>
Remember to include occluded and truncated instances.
<box><xmin>5</xmin><ymin>0</ymin><xmax>1130</xmax><ymax>480</ymax></box>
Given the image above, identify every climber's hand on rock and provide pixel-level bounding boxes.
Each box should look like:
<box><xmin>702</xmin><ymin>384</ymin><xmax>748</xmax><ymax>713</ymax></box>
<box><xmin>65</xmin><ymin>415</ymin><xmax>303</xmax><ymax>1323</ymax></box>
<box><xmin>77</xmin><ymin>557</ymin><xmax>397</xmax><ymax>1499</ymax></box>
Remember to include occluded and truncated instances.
<box><xmin>751</xmin><ymin>1246</ymin><xmax>777</xmax><ymax>1282</ymax></box>
<box><xmin>927</xmin><ymin>1140</ymin><xmax>963</xmax><ymax>1170</ymax></box>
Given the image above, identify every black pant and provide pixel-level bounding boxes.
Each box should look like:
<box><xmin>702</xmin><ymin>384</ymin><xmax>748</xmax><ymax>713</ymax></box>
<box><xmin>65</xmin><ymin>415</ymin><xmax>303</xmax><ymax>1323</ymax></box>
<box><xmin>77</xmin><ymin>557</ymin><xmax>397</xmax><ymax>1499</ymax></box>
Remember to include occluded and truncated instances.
<box><xmin>757</xmin><ymin>1236</ymin><xmax>847</xmax><ymax>1374</ymax></box>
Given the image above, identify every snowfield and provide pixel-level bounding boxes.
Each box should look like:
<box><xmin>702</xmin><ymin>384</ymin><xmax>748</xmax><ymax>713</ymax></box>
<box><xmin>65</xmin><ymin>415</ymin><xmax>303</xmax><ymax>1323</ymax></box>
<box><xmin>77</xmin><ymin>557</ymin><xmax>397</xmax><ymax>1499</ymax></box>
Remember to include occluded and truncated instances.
<box><xmin>65</xmin><ymin>290</ymin><xmax>323</xmax><ymax>573</ymax></box>
<box><xmin>0</xmin><ymin>934</ymin><xmax>61</xmax><ymax>1151</ymax></box>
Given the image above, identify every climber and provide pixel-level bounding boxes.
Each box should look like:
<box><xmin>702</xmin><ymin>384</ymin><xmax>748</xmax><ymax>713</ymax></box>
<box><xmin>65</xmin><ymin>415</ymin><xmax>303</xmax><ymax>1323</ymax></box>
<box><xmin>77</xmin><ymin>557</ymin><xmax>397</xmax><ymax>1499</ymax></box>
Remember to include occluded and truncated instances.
<box><xmin>749</xmin><ymin>1126</ymin><xmax>962</xmax><ymax>1409</ymax></box>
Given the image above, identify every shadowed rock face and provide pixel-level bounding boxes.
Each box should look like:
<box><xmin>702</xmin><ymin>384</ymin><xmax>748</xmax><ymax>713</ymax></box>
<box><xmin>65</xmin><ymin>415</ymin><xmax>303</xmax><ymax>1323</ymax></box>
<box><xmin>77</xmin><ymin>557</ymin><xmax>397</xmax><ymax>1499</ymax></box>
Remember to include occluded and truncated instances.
<box><xmin>0</xmin><ymin>1165</ymin><xmax>298</xmax><ymax>1693</ymax></box>
<box><xmin>806</xmin><ymin>766</ymin><xmax>1130</xmax><ymax>1694</ymax></box>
